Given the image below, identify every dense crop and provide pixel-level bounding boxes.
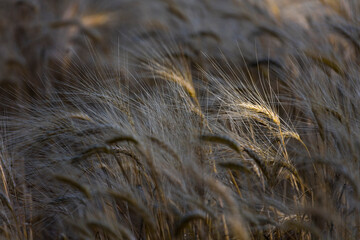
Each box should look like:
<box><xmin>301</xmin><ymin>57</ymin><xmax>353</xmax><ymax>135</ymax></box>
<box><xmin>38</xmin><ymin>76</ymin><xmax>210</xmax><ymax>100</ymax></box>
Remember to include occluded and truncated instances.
<box><xmin>0</xmin><ymin>0</ymin><xmax>359</xmax><ymax>239</ymax></box>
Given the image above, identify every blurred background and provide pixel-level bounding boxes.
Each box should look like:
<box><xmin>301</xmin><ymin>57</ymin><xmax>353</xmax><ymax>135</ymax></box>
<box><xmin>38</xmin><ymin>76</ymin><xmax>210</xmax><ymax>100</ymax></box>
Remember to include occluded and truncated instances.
<box><xmin>0</xmin><ymin>0</ymin><xmax>359</xmax><ymax>105</ymax></box>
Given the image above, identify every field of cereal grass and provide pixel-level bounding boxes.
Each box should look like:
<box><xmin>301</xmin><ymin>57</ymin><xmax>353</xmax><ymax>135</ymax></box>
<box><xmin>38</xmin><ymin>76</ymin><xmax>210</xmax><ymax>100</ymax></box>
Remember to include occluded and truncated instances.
<box><xmin>0</xmin><ymin>0</ymin><xmax>359</xmax><ymax>239</ymax></box>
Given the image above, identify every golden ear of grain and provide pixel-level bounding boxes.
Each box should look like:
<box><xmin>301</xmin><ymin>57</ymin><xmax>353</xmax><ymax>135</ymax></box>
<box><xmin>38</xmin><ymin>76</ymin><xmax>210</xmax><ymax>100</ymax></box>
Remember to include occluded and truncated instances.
<box><xmin>105</xmin><ymin>135</ymin><xmax>139</xmax><ymax>145</ymax></box>
<box><xmin>0</xmin><ymin>192</ymin><xmax>12</xmax><ymax>212</ymax></box>
<box><xmin>243</xmin><ymin>148</ymin><xmax>270</xmax><ymax>181</ymax></box>
<box><xmin>86</xmin><ymin>221</ymin><xmax>118</xmax><ymax>238</ymax></box>
<box><xmin>189</xmin><ymin>30</ymin><xmax>221</xmax><ymax>43</ymax></box>
<box><xmin>54</xmin><ymin>175</ymin><xmax>91</xmax><ymax>199</ymax></box>
<box><xmin>161</xmin><ymin>0</ymin><xmax>189</xmax><ymax>22</ymax></box>
<box><xmin>200</xmin><ymin>134</ymin><xmax>241</xmax><ymax>153</ymax></box>
<box><xmin>0</xmin><ymin>211</ymin><xmax>10</xmax><ymax>225</ymax></box>
<box><xmin>59</xmin><ymin>233</ymin><xmax>69</xmax><ymax>240</ymax></box>
<box><xmin>71</xmin><ymin>145</ymin><xmax>113</xmax><ymax>163</ymax></box>
<box><xmin>168</xmin><ymin>4</ymin><xmax>189</xmax><ymax>22</ymax></box>
<box><xmin>227</xmin><ymin>215</ymin><xmax>251</xmax><ymax>240</ymax></box>
<box><xmin>255</xmin><ymin>25</ymin><xmax>286</xmax><ymax>43</ymax></box>
<box><xmin>319</xmin><ymin>0</ymin><xmax>349</xmax><ymax>18</ymax></box>
<box><xmin>174</xmin><ymin>210</ymin><xmax>207</xmax><ymax>237</ymax></box>
<box><xmin>68</xmin><ymin>112</ymin><xmax>92</xmax><ymax>122</ymax></box>
<box><xmin>81</xmin><ymin>13</ymin><xmax>112</xmax><ymax>27</ymax></box>
<box><xmin>0</xmin><ymin>226</ymin><xmax>9</xmax><ymax>238</ymax></box>
<box><xmin>218</xmin><ymin>161</ymin><xmax>251</xmax><ymax>174</ymax></box>
<box><xmin>270</xmin><ymin>160</ymin><xmax>304</xmax><ymax>191</ymax></box>
<box><xmin>333</xmin><ymin>23</ymin><xmax>360</xmax><ymax>52</ymax></box>
<box><xmin>49</xmin><ymin>19</ymin><xmax>80</xmax><ymax>28</ymax></box>
<box><xmin>107</xmin><ymin>190</ymin><xmax>156</xmax><ymax>231</ymax></box>
<box><xmin>237</xmin><ymin>102</ymin><xmax>280</xmax><ymax>125</ymax></box>
<box><xmin>147</xmin><ymin>135</ymin><xmax>181</xmax><ymax>163</ymax></box>
<box><xmin>153</xmin><ymin>65</ymin><xmax>197</xmax><ymax>99</ymax></box>
<box><xmin>281</xmin><ymin>131</ymin><xmax>301</xmax><ymax>141</ymax></box>
<box><xmin>265</xmin><ymin>0</ymin><xmax>280</xmax><ymax>19</ymax></box>
<box><xmin>281</xmin><ymin>220</ymin><xmax>322</xmax><ymax>238</ymax></box>
<box><xmin>305</xmin><ymin>51</ymin><xmax>345</xmax><ymax>76</ymax></box>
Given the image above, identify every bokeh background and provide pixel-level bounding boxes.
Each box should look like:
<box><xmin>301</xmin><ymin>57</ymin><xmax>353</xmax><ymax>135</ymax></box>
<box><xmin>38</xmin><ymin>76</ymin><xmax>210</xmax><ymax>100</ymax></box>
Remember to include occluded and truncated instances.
<box><xmin>1</xmin><ymin>0</ymin><xmax>358</xmax><ymax>102</ymax></box>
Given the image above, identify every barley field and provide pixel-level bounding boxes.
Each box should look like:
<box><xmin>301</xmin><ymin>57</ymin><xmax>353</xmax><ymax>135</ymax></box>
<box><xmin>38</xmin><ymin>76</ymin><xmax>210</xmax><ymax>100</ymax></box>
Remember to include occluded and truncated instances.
<box><xmin>0</xmin><ymin>0</ymin><xmax>359</xmax><ymax>239</ymax></box>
